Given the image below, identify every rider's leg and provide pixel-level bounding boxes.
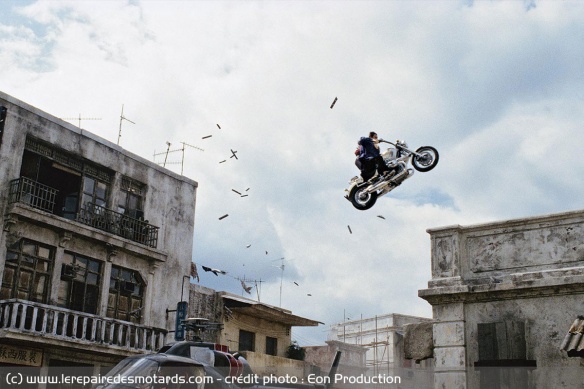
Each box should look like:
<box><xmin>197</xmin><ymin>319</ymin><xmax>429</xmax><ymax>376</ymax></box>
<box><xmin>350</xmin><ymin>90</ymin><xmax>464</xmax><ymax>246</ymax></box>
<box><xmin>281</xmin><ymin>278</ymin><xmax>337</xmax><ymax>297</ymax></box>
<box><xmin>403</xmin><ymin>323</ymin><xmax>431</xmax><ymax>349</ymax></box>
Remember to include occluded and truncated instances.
<box><xmin>360</xmin><ymin>159</ymin><xmax>376</xmax><ymax>181</ymax></box>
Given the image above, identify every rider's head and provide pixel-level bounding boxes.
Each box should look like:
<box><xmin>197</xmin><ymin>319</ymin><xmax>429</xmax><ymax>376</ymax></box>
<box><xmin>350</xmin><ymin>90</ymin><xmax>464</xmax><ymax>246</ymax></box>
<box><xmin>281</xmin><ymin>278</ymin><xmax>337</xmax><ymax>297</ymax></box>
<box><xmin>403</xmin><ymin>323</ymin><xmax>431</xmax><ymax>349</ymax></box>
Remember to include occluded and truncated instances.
<box><xmin>369</xmin><ymin>131</ymin><xmax>378</xmax><ymax>140</ymax></box>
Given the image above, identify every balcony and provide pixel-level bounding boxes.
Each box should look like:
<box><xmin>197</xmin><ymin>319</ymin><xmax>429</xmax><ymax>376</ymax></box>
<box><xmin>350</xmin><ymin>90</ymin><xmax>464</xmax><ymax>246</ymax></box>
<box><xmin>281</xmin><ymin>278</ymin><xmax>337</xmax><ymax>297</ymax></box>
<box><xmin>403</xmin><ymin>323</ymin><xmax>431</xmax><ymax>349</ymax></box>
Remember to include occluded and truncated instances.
<box><xmin>0</xmin><ymin>299</ymin><xmax>167</xmax><ymax>352</ymax></box>
<box><xmin>77</xmin><ymin>202</ymin><xmax>159</xmax><ymax>248</ymax></box>
<box><xmin>7</xmin><ymin>177</ymin><xmax>159</xmax><ymax>249</ymax></box>
<box><xmin>8</xmin><ymin>177</ymin><xmax>58</xmax><ymax>214</ymax></box>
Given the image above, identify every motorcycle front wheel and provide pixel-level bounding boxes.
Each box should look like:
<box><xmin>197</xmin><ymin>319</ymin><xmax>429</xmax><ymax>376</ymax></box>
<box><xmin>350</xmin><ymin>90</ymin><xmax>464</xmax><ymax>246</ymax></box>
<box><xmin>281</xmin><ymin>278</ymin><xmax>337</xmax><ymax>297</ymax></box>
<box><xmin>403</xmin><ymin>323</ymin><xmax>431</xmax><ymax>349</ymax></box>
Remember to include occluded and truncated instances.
<box><xmin>412</xmin><ymin>146</ymin><xmax>439</xmax><ymax>172</ymax></box>
<box><xmin>349</xmin><ymin>185</ymin><xmax>378</xmax><ymax>210</ymax></box>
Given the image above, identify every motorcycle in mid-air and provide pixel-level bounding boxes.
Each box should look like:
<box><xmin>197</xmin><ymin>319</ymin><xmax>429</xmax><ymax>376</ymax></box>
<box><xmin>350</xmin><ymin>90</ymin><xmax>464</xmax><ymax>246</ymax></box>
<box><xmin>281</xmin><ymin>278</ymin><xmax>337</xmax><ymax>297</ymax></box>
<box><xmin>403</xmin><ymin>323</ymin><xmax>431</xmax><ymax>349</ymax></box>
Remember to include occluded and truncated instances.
<box><xmin>345</xmin><ymin>139</ymin><xmax>439</xmax><ymax>210</ymax></box>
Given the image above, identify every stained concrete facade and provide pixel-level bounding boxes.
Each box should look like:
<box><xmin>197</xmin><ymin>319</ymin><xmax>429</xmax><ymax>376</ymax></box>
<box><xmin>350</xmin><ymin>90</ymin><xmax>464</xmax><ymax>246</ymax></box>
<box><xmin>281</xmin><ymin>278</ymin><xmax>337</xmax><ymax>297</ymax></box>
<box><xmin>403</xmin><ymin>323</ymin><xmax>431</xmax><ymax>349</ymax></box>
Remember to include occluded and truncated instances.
<box><xmin>419</xmin><ymin>210</ymin><xmax>584</xmax><ymax>389</ymax></box>
<box><xmin>0</xmin><ymin>91</ymin><xmax>197</xmax><ymax>380</ymax></box>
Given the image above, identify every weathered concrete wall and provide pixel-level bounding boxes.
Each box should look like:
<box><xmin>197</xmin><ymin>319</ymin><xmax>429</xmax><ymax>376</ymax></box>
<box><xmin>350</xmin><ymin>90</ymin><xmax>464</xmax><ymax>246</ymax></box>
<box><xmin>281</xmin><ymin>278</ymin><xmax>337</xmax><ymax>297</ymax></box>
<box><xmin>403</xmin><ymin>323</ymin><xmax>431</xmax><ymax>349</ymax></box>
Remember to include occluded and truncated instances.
<box><xmin>303</xmin><ymin>340</ymin><xmax>367</xmax><ymax>378</ymax></box>
<box><xmin>464</xmin><ymin>295</ymin><xmax>584</xmax><ymax>389</ymax></box>
<box><xmin>240</xmin><ymin>350</ymin><xmax>309</xmax><ymax>379</ymax></box>
<box><xmin>186</xmin><ymin>284</ymin><xmax>221</xmax><ymax>342</ymax></box>
<box><xmin>404</xmin><ymin>321</ymin><xmax>434</xmax><ymax>362</ymax></box>
<box><xmin>420</xmin><ymin>210</ymin><xmax>584</xmax><ymax>389</ymax></box>
<box><xmin>425</xmin><ymin>210</ymin><xmax>584</xmax><ymax>285</ymax></box>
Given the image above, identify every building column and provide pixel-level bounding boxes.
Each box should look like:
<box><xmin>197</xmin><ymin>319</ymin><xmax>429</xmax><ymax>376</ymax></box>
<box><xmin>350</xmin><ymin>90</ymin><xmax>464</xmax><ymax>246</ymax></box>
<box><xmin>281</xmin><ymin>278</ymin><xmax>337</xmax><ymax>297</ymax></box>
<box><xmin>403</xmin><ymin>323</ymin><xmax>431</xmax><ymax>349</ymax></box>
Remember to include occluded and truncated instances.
<box><xmin>144</xmin><ymin>261</ymin><xmax>158</xmax><ymax>326</ymax></box>
<box><xmin>37</xmin><ymin>354</ymin><xmax>50</xmax><ymax>389</ymax></box>
<box><xmin>99</xmin><ymin>249</ymin><xmax>115</xmax><ymax>317</ymax></box>
<box><xmin>0</xmin><ymin>225</ymin><xmax>12</xmax><ymax>291</ymax></box>
<box><xmin>48</xmin><ymin>232</ymin><xmax>72</xmax><ymax>305</ymax></box>
<box><xmin>432</xmin><ymin>302</ymin><xmax>467</xmax><ymax>389</ymax></box>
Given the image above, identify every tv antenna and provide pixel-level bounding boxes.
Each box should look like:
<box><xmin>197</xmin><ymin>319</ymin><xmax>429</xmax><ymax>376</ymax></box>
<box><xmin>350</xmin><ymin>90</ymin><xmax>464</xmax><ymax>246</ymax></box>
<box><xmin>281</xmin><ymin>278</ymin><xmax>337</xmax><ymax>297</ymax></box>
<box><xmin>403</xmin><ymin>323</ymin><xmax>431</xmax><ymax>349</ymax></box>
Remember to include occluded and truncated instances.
<box><xmin>117</xmin><ymin>104</ymin><xmax>135</xmax><ymax>145</ymax></box>
<box><xmin>237</xmin><ymin>276</ymin><xmax>265</xmax><ymax>302</ymax></box>
<box><xmin>153</xmin><ymin>141</ymin><xmax>204</xmax><ymax>174</ymax></box>
<box><xmin>271</xmin><ymin>257</ymin><xmax>294</xmax><ymax>307</ymax></box>
<box><xmin>163</xmin><ymin>141</ymin><xmax>171</xmax><ymax>167</ymax></box>
<box><xmin>60</xmin><ymin>114</ymin><xmax>102</xmax><ymax>129</ymax></box>
<box><xmin>180</xmin><ymin>142</ymin><xmax>204</xmax><ymax>174</ymax></box>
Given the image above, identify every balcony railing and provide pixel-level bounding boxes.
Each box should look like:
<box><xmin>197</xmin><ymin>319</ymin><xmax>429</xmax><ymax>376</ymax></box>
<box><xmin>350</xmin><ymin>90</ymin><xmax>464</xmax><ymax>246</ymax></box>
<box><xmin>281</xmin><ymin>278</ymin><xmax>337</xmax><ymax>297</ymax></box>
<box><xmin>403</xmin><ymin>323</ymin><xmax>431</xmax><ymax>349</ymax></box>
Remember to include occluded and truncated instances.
<box><xmin>7</xmin><ymin>177</ymin><xmax>159</xmax><ymax>249</ymax></box>
<box><xmin>77</xmin><ymin>202</ymin><xmax>159</xmax><ymax>248</ymax></box>
<box><xmin>0</xmin><ymin>299</ymin><xmax>167</xmax><ymax>352</ymax></box>
<box><xmin>8</xmin><ymin>177</ymin><xmax>58</xmax><ymax>214</ymax></box>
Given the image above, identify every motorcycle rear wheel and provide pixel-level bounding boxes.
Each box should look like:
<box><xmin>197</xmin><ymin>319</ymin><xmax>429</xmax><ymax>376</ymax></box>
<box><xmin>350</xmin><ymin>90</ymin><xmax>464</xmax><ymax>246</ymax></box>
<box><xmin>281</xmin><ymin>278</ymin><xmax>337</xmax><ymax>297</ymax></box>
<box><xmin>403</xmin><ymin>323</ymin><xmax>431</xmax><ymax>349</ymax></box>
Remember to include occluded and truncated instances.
<box><xmin>349</xmin><ymin>185</ymin><xmax>378</xmax><ymax>210</ymax></box>
<box><xmin>412</xmin><ymin>146</ymin><xmax>439</xmax><ymax>172</ymax></box>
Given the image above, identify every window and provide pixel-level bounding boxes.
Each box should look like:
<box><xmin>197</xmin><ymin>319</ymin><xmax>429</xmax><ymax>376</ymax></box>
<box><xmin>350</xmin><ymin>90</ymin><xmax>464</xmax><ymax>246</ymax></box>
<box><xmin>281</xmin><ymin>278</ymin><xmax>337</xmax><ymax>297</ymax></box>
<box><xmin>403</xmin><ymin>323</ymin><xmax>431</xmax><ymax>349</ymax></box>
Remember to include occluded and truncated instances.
<box><xmin>1</xmin><ymin>240</ymin><xmax>53</xmax><ymax>303</ymax></box>
<box><xmin>19</xmin><ymin>137</ymin><xmax>112</xmax><ymax>219</ymax></box>
<box><xmin>239</xmin><ymin>330</ymin><xmax>255</xmax><ymax>352</ymax></box>
<box><xmin>118</xmin><ymin>177</ymin><xmax>145</xmax><ymax>219</ymax></box>
<box><xmin>266</xmin><ymin>336</ymin><xmax>278</xmax><ymax>356</ymax></box>
<box><xmin>58</xmin><ymin>252</ymin><xmax>102</xmax><ymax>314</ymax></box>
<box><xmin>81</xmin><ymin>175</ymin><xmax>108</xmax><ymax>209</ymax></box>
<box><xmin>108</xmin><ymin>266</ymin><xmax>145</xmax><ymax>323</ymax></box>
<box><xmin>475</xmin><ymin>321</ymin><xmax>535</xmax><ymax>389</ymax></box>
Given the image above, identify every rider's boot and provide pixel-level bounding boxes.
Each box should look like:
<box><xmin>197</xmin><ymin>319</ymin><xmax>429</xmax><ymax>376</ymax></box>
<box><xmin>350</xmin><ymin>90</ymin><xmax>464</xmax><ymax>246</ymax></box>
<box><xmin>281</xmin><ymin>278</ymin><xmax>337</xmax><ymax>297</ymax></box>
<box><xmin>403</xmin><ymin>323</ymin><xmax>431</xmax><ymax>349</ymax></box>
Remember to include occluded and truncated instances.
<box><xmin>380</xmin><ymin>170</ymin><xmax>396</xmax><ymax>180</ymax></box>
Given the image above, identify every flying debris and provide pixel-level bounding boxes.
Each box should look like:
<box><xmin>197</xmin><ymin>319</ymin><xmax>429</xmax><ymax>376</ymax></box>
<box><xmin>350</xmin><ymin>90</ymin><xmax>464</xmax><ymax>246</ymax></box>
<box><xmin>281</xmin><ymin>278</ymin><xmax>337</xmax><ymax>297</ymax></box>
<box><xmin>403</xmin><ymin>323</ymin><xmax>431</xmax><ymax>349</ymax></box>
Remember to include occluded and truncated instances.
<box><xmin>202</xmin><ymin>135</ymin><xmax>212</xmax><ymax>139</ymax></box>
<box><xmin>201</xmin><ymin>266</ymin><xmax>227</xmax><ymax>276</ymax></box>
<box><xmin>230</xmin><ymin>149</ymin><xmax>238</xmax><ymax>159</ymax></box>
<box><xmin>294</xmin><ymin>282</ymin><xmax>299</xmax><ymax>286</ymax></box>
<box><xmin>330</xmin><ymin>97</ymin><xmax>338</xmax><ymax>109</ymax></box>
<box><xmin>241</xmin><ymin>280</ymin><xmax>252</xmax><ymax>294</ymax></box>
<box><xmin>232</xmin><ymin>189</ymin><xmax>242</xmax><ymax>195</ymax></box>
<box><xmin>217</xmin><ymin>124</ymin><xmax>221</xmax><ymax>129</ymax></box>
<box><xmin>218</xmin><ymin>214</ymin><xmax>229</xmax><ymax>220</ymax></box>
<box><xmin>265</xmin><ymin>251</ymin><xmax>268</xmax><ymax>255</ymax></box>
<box><xmin>246</xmin><ymin>244</ymin><xmax>251</xmax><ymax>248</ymax></box>
<box><xmin>377</xmin><ymin>215</ymin><xmax>386</xmax><ymax>220</ymax></box>
<box><xmin>190</xmin><ymin>262</ymin><xmax>199</xmax><ymax>282</ymax></box>
<box><xmin>240</xmin><ymin>195</ymin><xmax>248</xmax><ymax>198</ymax></box>
<box><xmin>219</xmin><ymin>160</ymin><xmax>226</xmax><ymax>164</ymax></box>
<box><xmin>348</xmin><ymin>225</ymin><xmax>352</xmax><ymax>234</ymax></box>
<box><xmin>307</xmin><ymin>294</ymin><xmax>312</xmax><ymax>296</ymax></box>
<box><xmin>246</xmin><ymin>188</ymin><xmax>250</xmax><ymax>191</ymax></box>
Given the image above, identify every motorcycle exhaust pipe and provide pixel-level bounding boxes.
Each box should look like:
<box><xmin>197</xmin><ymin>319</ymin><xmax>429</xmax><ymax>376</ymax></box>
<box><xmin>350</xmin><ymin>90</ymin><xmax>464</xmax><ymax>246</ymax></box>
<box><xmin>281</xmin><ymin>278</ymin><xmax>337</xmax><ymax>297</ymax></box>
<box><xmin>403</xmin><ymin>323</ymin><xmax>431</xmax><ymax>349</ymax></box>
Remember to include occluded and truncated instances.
<box><xmin>390</xmin><ymin>168</ymin><xmax>411</xmax><ymax>185</ymax></box>
<box><xmin>365</xmin><ymin>163</ymin><xmax>412</xmax><ymax>194</ymax></box>
<box><xmin>366</xmin><ymin>179</ymin><xmax>389</xmax><ymax>193</ymax></box>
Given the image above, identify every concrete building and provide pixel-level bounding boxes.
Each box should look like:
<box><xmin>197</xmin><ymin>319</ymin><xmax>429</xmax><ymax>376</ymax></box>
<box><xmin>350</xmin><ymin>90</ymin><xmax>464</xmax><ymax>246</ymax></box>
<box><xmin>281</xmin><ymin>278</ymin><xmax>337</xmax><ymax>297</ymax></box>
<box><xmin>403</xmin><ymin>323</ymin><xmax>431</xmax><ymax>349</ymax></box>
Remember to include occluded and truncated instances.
<box><xmin>187</xmin><ymin>286</ymin><xmax>322</xmax><ymax>378</ymax></box>
<box><xmin>0</xmin><ymin>92</ymin><xmax>197</xmax><ymax>380</ymax></box>
<box><xmin>328</xmin><ymin>313</ymin><xmax>434</xmax><ymax>387</ymax></box>
<box><xmin>417</xmin><ymin>210</ymin><xmax>584</xmax><ymax>389</ymax></box>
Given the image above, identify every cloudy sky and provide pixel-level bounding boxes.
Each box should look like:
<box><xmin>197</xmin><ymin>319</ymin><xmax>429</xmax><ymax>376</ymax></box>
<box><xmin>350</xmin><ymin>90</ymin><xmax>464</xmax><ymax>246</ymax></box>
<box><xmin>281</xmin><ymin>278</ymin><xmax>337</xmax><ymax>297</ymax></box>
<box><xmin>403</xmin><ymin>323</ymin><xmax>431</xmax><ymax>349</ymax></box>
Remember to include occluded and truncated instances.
<box><xmin>2</xmin><ymin>0</ymin><xmax>584</xmax><ymax>346</ymax></box>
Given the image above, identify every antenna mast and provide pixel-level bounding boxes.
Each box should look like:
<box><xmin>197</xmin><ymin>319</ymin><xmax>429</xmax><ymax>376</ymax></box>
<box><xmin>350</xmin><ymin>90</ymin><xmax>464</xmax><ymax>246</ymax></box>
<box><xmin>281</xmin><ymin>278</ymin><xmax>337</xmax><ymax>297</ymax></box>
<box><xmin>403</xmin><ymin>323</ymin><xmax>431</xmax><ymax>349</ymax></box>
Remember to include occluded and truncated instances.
<box><xmin>153</xmin><ymin>141</ymin><xmax>204</xmax><ymax>174</ymax></box>
<box><xmin>60</xmin><ymin>114</ymin><xmax>101</xmax><ymax>129</ymax></box>
<box><xmin>117</xmin><ymin>104</ymin><xmax>135</xmax><ymax>145</ymax></box>
<box><xmin>180</xmin><ymin>142</ymin><xmax>204</xmax><ymax>175</ymax></box>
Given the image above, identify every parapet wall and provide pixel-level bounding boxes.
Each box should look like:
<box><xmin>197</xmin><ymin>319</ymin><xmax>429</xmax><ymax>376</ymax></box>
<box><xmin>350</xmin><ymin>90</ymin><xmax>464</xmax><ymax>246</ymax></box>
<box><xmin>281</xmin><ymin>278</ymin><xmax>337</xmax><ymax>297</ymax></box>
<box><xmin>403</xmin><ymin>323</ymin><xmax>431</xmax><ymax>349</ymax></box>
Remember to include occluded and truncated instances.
<box><xmin>424</xmin><ymin>209</ymin><xmax>584</xmax><ymax>290</ymax></box>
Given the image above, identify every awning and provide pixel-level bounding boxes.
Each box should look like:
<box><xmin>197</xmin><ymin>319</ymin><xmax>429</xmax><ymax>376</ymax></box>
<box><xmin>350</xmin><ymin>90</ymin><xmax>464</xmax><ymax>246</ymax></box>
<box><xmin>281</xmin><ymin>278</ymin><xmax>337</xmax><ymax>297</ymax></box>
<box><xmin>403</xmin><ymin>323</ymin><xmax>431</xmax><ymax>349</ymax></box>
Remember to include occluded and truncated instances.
<box><xmin>221</xmin><ymin>292</ymin><xmax>322</xmax><ymax>327</ymax></box>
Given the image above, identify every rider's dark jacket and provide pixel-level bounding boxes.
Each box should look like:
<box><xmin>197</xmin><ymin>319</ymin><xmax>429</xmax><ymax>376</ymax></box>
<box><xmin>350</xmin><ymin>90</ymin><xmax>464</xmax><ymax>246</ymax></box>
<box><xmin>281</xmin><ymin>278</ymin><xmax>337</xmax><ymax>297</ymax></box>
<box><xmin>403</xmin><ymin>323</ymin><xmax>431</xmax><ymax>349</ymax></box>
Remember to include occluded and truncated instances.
<box><xmin>358</xmin><ymin>137</ymin><xmax>380</xmax><ymax>160</ymax></box>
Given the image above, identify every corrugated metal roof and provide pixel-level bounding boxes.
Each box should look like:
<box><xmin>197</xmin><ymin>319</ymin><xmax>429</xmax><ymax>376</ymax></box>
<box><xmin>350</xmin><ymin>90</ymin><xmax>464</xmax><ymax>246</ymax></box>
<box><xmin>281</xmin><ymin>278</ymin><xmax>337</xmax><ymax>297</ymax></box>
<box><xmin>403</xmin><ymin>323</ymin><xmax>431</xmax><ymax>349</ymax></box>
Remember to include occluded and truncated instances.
<box><xmin>560</xmin><ymin>316</ymin><xmax>584</xmax><ymax>357</ymax></box>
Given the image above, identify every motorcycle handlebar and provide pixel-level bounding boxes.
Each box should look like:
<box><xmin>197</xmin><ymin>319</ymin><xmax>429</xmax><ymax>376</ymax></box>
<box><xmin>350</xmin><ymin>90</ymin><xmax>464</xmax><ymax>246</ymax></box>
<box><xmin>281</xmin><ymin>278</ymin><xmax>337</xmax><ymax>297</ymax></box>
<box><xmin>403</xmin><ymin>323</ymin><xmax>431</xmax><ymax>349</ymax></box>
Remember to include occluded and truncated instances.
<box><xmin>378</xmin><ymin>139</ymin><xmax>395</xmax><ymax>146</ymax></box>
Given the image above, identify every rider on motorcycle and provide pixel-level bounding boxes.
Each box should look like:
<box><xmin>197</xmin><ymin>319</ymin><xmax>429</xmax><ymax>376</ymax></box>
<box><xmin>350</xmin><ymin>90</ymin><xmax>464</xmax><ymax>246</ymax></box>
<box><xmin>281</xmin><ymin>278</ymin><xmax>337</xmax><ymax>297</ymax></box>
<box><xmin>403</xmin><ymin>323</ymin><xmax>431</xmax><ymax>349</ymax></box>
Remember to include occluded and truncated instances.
<box><xmin>358</xmin><ymin>131</ymin><xmax>392</xmax><ymax>181</ymax></box>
